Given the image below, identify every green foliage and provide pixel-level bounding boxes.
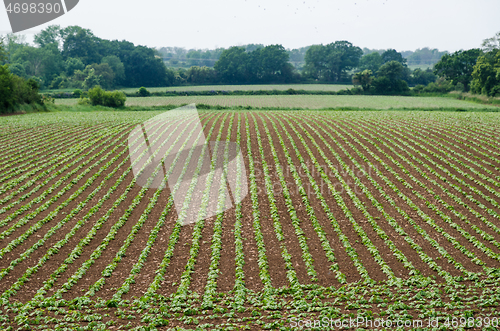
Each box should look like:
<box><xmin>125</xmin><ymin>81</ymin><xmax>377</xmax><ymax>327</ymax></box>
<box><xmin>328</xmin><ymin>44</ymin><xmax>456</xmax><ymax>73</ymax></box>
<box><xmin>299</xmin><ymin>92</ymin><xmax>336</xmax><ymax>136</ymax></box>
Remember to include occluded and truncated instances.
<box><xmin>252</xmin><ymin>44</ymin><xmax>295</xmax><ymax>83</ymax></box>
<box><xmin>87</xmin><ymin>86</ymin><xmax>126</xmax><ymax>107</ymax></box>
<box><xmin>62</xmin><ymin>27</ymin><xmax>100</xmax><ymax>65</ymax></box>
<box><xmin>137</xmin><ymin>87</ymin><xmax>151</xmax><ymax>97</ymax></box>
<box><xmin>7</xmin><ymin>63</ymin><xmax>26</xmax><ymax>78</ymax></box>
<box><xmin>378</xmin><ymin>61</ymin><xmax>406</xmax><ymax>81</ymax></box>
<box><xmin>434</xmin><ymin>49</ymin><xmax>483</xmax><ymax>91</ymax></box>
<box><xmin>185</xmin><ymin>66</ymin><xmax>215</xmax><ymax>85</ymax></box>
<box><xmin>0</xmin><ymin>65</ymin><xmax>14</xmax><ymax>110</ymax></box>
<box><xmin>0</xmin><ymin>65</ymin><xmax>43</xmax><ymax>113</ymax></box>
<box><xmin>123</xmin><ymin>46</ymin><xmax>167</xmax><ymax>87</ymax></box>
<box><xmin>413</xmin><ymin>78</ymin><xmax>454</xmax><ymax>94</ymax></box>
<box><xmin>358</xmin><ymin>52</ymin><xmax>383</xmax><ymax>73</ymax></box>
<box><xmin>48</xmin><ymin>74</ymin><xmax>68</xmax><ymax>89</ymax></box>
<box><xmin>304</xmin><ymin>41</ymin><xmax>363</xmax><ymax>82</ymax></box>
<box><xmin>214</xmin><ymin>47</ymin><xmax>249</xmax><ymax>84</ymax></box>
<box><xmin>482</xmin><ymin>31</ymin><xmax>500</xmax><ymax>52</ymax></box>
<box><xmin>411</xmin><ymin>68</ymin><xmax>437</xmax><ymax>86</ymax></box>
<box><xmin>471</xmin><ymin>49</ymin><xmax>500</xmax><ymax>96</ymax></box>
<box><xmin>101</xmin><ymin>55</ymin><xmax>125</xmax><ymax>85</ymax></box>
<box><xmin>352</xmin><ymin>69</ymin><xmax>373</xmax><ymax>91</ymax></box>
<box><xmin>372</xmin><ymin>76</ymin><xmax>409</xmax><ymax>94</ymax></box>
<box><xmin>381</xmin><ymin>49</ymin><xmax>407</xmax><ymax>66</ymax></box>
<box><xmin>77</xmin><ymin>96</ymin><xmax>91</xmax><ymax>106</ymax></box>
<box><xmin>83</xmin><ymin>68</ymin><xmax>102</xmax><ymax>90</ymax></box>
<box><xmin>366</xmin><ymin>61</ymin><xmax>410</xmax><ymax>94</ymax></box>
<box><xmin>12</xmin><ymin>76</ymin><xmax>42</xmax><ymax>105</ymax></box>
<box><xmin>10</xmin><ymin>43</ymin><xmax>64</xmax><ymax>88</ymax></box>
<box><xmin>214</xmin><ymin>45</ymin><xmax>295</xmax><ymax>84</ymax></box>
<box><xmin>1</xmin><ymin>33</ymin><xmax>28</xmax><ymax>64</ymax></box>
<box><xmin>87</xmin><ymin>63</ymin><xmax>115</xmax><ymax>89</ymax></box>
<box><xmin>31</xmin><ymin>25</ymin><xmax>169</xmax><ymax>88</ymax></box>
<box><xmin>73</xmin><ymin>89</ymin><xmax>83</xmax><ymax>97</ymax></box>
<box><xmin>0</xmin><ymin>38</ymin><xmax>7</xmax><ymax>64</ymax></box>
<box><xmin>34</xmin><ymin>25</ymin><xmax>64</xmax><ymax>49</ymax></box>
<box><xmin>65</xmin><ymin>57</ymin><xmax>85</xmax><ymax>76</ymax></box>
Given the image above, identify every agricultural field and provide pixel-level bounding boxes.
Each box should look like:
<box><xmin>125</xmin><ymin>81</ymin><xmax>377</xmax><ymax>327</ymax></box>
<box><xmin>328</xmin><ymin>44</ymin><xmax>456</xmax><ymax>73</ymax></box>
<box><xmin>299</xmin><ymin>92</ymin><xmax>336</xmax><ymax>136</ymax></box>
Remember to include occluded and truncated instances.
<box><xmin>1</xmin><ymin>110</ymin><xmax>500</xmax><ymax>330</ymax></box>
<box><xmin>119</xmin><ymin>84</ymin><xmax>354</xmax><ymax>94</ymax></box>
<box><xmin>55</xmin><ymin>94</ymin><xmax>499</xmax><ymax>110</ymax></box>
<box><xmin>43</xmin><ymin>84</ymin><xmax>352</xmax><ymax>95</ymax></box>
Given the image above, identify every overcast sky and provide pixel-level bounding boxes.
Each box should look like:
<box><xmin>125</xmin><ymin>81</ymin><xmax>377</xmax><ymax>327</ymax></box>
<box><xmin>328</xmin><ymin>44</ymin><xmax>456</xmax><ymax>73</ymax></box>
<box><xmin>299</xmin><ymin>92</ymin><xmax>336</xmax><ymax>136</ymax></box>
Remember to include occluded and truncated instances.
<box><xmin>1</xmin><ymin>0</ymin><xmax>499</xmax><ymax>53</ymax></box>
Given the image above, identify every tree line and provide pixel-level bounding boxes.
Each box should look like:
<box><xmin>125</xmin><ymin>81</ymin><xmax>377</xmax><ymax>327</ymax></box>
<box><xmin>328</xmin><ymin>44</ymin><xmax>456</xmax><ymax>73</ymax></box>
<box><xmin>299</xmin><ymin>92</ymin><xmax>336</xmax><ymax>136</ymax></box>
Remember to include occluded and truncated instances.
<box><xmin>0</xmin><ymin>38</ymin><xmax>44</xmax><ymax>113</ymax></box>
<box><xmin>1</xmin><ymin>26</ymin><xmax>499</xmax><ymax>106</ymax></box>
<box><xmin>0</xmin><ymin>25</ymin><xmax>448</xmax><ymax>90</ymax></box>
<box><xmin>1</xmin><ymin>25</ymin><xmax>167</xmax><ymax>91</ymax></box>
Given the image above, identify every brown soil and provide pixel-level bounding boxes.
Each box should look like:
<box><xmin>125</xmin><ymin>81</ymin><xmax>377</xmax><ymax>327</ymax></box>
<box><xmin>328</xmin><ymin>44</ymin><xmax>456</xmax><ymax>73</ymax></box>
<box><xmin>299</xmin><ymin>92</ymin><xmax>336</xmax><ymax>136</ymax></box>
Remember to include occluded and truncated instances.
<box><xmin>1</xmin><ymin>111</ymin><xmax>499</xmax><ymax>312</ymax></box>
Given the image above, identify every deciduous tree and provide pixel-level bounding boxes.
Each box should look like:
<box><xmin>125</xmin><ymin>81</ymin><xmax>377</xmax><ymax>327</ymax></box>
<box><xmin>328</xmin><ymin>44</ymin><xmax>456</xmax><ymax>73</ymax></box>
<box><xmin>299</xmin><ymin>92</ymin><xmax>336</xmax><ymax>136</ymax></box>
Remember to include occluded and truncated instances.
<box><xmin>434</xmin><ymin>49</ymin><xmax>483</xmax><ymax>91</ymax></box>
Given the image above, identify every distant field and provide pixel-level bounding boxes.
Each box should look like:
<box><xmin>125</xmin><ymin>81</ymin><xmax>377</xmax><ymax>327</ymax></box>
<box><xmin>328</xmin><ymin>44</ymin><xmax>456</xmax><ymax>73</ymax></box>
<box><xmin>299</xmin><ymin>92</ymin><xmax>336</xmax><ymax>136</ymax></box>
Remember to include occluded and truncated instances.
<box><xmin>56</xmin><ymin>94</ymin><xmax>499</xmax><ymax>110</ymax></box>
<box><xmin>42</xmin><ymin>84</ymin><xmax>353</xmax><ymax>94</ymax></box>
<box><xmin>116</xmin><ymin>84</ymin><xmax>353</xmax><ymax>93</ymax></box>
<box><xmin>408</xmin><ymin>64</ymin><xmax>433</xmax><ymax>71</ymax></box>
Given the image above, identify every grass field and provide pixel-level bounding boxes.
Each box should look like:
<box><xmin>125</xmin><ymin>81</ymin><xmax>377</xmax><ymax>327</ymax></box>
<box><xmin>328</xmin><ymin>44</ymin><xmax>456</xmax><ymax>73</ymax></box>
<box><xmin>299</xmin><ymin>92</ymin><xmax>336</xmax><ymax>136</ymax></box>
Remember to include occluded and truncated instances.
<box><xmin>120</xmin><ymin>84</ymin><xmax>353</xmax><ymax>93</ymax></box>
<box><xmin>42</xmin><ymin>84</ymin><xmax>353</xmax><ymax>95</ymax></box>
<box><xmin>1</xmin><ymin>109</ymin><xmax>500</xmax><ymax>329</ymax></box>
<box><xmin>55</xmin><ymin>94</ymin><xmax>499</xmax><ymax>110</ymax></box>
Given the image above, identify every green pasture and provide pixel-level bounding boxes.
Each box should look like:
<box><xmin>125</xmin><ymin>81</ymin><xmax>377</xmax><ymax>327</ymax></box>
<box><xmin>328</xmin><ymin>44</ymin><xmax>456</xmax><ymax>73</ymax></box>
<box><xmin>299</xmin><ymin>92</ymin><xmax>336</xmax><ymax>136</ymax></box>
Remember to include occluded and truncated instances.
<box><xmin>55</xmin><ymin>94</ymin><xmax>499</xmax><ymax>110</ymax></box>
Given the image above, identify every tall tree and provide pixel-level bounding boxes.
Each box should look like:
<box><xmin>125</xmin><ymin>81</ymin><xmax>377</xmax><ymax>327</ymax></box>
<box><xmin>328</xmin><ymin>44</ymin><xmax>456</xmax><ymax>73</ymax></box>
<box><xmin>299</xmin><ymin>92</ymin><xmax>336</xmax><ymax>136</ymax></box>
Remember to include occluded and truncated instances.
<box><xmin>62</xmin><ymin>27</ymin><xmax>100</xmax><ymax>65</ymax></box>
<box><xmin>65</xmin><ymin>57</ymin><xmax>85</xmax><ymax>76</ymax></box>
<box><xmin>358</xmin><ymin>52</ymin><xmax>383</xmax><ymax>73</ymax></box>
<box><xmin>381</xmin><ymin>49</ymin><xmax>407</xmax><ymax>66</ymax></box>
<box><xmin>0</xmin><ymin>38</ymin><xmax>6</xmax><ymax>64</ymax></box>
<box><xmin>372</xmin><ymin>61</ymin><xmax>410</xmax><ymax>94</ymax></box>
<box><xmin>122</xmin><ymin>46</ymin><xmax>167</xmax><ymax>87</ymax></box>
<box><xmin>1</xmin><ymin>33</ymin><xmax>28</xmax><ymax>63</ymax></box>
<box><xmin>304</xmin><ymin>41</ymin><xmax>362</xmax><ymax>82</ymax></box>
<box><xmin>11</xmin><ymin>44</ymin><xmax>64</xmax><ymax>86</ymax></box>
<box><xmin>411</xmin><ymin>68</ymin><xmax>437</xmax><ymax>85</ymax></box>
<box><xmin>34</xmin><ymin>25</ymin><xmax>64</xmax><ymax>49</ymax></box>
<box><xmin>303</xmin><ymin>44</ymin><xmax>327</xmax><ymax>80</ymax></box>
<box><xmin>482</xmin><ymin>32</ymin><xmax>500</xmax><ymax>52</ymax></box>
<box><xmin>0</xmin><ymin>64</ymin><xmax>14</xmax><ymax>110</ymax></box>
<box><xmin>101</xmin><ymin>55</ymin><xmax>125</xmax><ymax>85</ymax></box>
<box><xmin>471</xmin><ymin>49</ymin><xmax>500</xmax><ymax>96</ymax></box>
<box><xmin>214</xmin><ymin>47</ymin><xmax>249</xmax><ymax>84</ymax></box>
<box><xmin>259</xmin><ymin>44</ymin><xmax>290</xmax><ymax>82</ymax></box>
<box><xmin>434</xmin><ymin>49</ymin><xmax>483</xmax><ymax>91</ymax></box>
<box><xmin>352</xmin><ymin>69</ymin><xmax>373</xmax><ymax>91</ymax></box>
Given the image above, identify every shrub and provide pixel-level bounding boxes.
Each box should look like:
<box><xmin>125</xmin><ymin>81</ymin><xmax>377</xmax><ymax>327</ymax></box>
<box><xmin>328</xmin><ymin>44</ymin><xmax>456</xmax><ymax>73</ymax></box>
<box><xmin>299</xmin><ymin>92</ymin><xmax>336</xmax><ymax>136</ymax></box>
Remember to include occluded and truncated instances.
<box><xmin>77</xmin><ymin>97</ymin><xmax>91</xmax><ymax>106</ymax></box>
<box><xmin>103</xmin><ymin>91</ymin><xmax>126</xmax><ymax>107</ymax></box>
<box><xmin>87</xmin><ymin>86</ymin><xmax>126</xmax><ymax>108</ymax></box>
<box><xmin>12</xmin><ymin>76</ymin><xmax>42</xmax><ymax>105</ymax></box>
<box><xmin>413</xmin><ymin>84</ymin><xmax>425</xmax><ymax>93</ymax></box>
<box><xmin>421</xmin><ymin>79</ymin><xmax>454</xmax><ymax>93</ymax></box>
<box><xmin>138</xmin><ymin>87</ymin><xmax>151</xmax><ymax>97</ymax></box>
<box><xmin>454</xmin><ymin>82</ymin><xmax>465</xmax><ymax>92</ymax></box>
<box><xmin>349</xmin><ymin>86</ymin><xmax>364</xmax><ymax>95</ymax></box>
<box><xmin>73</xmin><ymin>89</ymin><xmax>83</xmax><ymax>98</ymax></box>
<box><xmin>372</xmin><ymin>77</ymin><xmax>410</xmax><ymax>95</ymax></box>
<box><xmin>0</xmin><ymin>65</ymin><xmax>44</xmax><ymax>113</ymax></box>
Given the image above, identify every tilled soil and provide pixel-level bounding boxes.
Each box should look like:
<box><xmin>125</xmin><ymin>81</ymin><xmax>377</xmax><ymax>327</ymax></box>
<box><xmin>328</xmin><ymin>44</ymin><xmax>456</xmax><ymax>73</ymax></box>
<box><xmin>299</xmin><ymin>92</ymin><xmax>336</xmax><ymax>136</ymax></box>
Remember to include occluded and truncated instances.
<box><xmin>1</xmin><ymin>111</ymin><xmax>500</xmax><ymax>329</ymax></box>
